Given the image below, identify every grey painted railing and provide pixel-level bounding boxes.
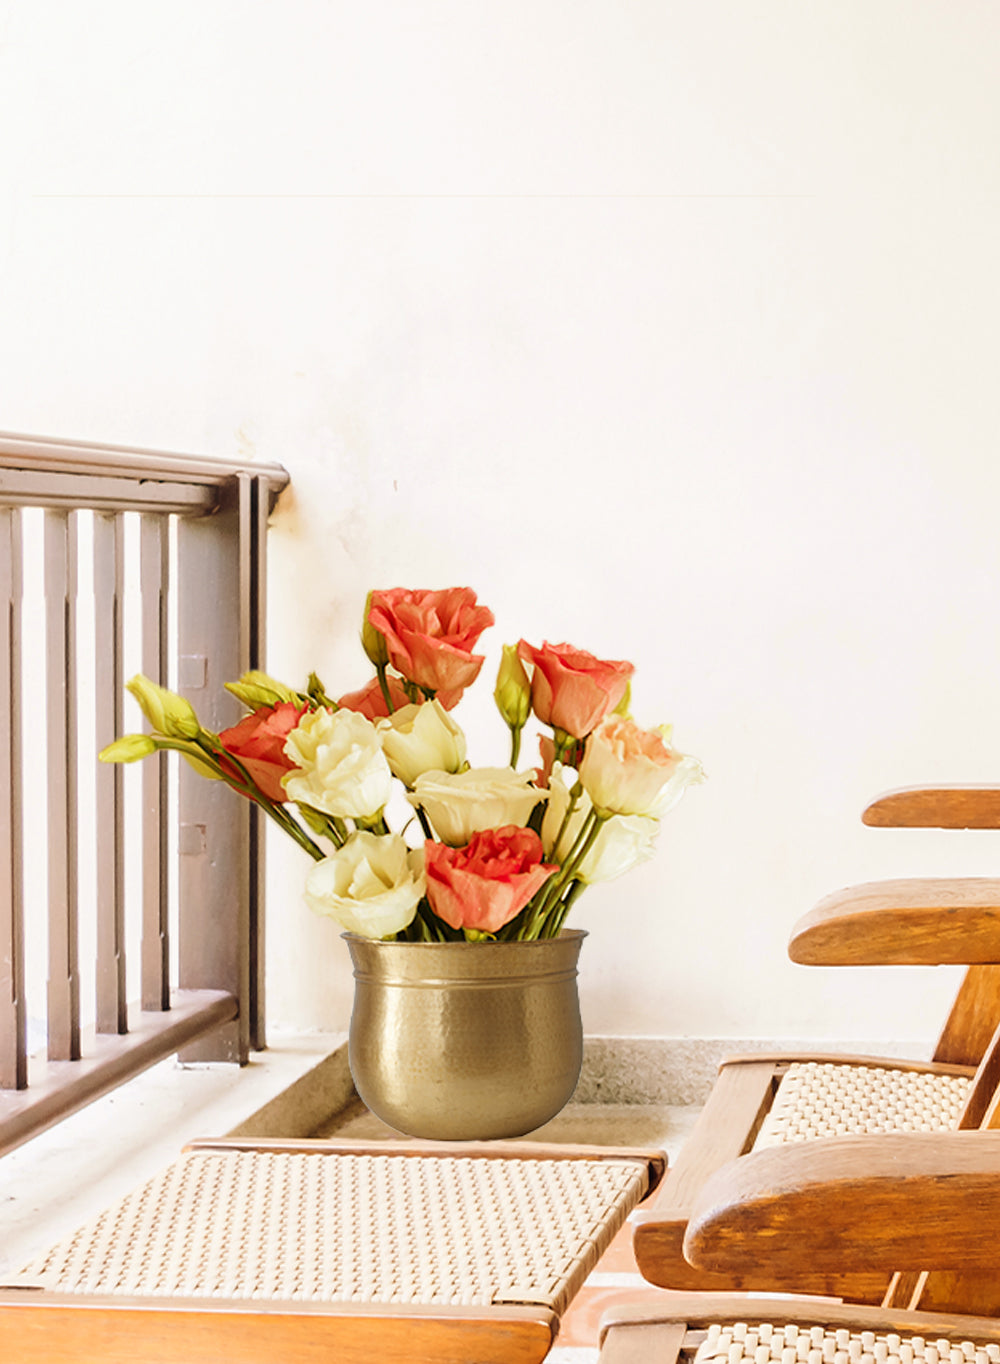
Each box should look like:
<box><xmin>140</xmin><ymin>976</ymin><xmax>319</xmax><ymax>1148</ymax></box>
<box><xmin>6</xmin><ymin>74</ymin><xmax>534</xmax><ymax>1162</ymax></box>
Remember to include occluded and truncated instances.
<box><xmin>0</xmin><ymin>432</ymin><xmax>289</xmax><ymax>1156</ymax></box>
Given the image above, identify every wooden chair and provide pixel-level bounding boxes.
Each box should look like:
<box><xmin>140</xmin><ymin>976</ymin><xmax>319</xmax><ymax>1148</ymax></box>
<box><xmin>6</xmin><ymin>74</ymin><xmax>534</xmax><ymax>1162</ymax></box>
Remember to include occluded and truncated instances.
<box><xmin>0</xmin><ymin>1136</ymin><xmax>665</xmax><ymax>1364</ymax></box>
<box><xmin>633</xmin><ymin>785</ymin><xmax>1000</xmax><ymax>1303</ymax></box>
<box><xmin>601</xmin><ymin>1126</ymin><xmax>1000</xmax><ymax>1361</ymax></box>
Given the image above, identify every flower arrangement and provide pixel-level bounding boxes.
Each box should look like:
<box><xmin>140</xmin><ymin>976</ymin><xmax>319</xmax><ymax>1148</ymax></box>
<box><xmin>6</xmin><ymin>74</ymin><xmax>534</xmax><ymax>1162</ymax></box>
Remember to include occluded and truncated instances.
<box><xmin>100</xmin><ymin>587</ymin><xmax>703</xmax><ymax>943</ymax></box>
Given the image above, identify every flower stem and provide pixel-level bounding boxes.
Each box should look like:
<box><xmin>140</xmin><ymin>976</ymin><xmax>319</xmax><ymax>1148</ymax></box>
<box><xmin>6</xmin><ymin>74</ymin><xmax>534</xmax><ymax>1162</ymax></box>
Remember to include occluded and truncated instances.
<box><xmin>549</xmin><ymin>781</ymin><xmax>584</xmax><ymax>863</ymax></box>
<box><xmin>521</xmin><ymin>809</ymin><xmax>608</xmax><ymax>939</ymax></box>
<box><xmin>375</xmin><ymin>664</ymin><xmax>396</xmax><ymax>714</ymax></box>
<box><xmin>187</xmin><ymin>734</ymin><xmax>328</xmax><ymax>861</ymax></box>
<box><xmin>509</xmin><ymin>725</ymin><xmax>522</xmax><ymax>768</ymax></box>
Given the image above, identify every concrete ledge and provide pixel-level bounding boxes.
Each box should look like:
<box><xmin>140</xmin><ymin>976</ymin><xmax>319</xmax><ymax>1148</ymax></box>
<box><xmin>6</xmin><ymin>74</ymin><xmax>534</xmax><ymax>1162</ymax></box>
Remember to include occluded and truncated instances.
<box><xmin>0</xmin><ymin>1031</ymin><xmax>346</xmax><ymax>1277</ymax></box>
<box><xmin>575</xmin><ymin>1035</ymin><xmax>937</xmax><ymax>1106</ymax></box>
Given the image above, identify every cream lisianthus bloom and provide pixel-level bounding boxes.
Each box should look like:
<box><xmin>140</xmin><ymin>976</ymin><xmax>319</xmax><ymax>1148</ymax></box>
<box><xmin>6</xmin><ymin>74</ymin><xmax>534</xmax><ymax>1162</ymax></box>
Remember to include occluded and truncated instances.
<box><xmin>542</xmin><ymin>764</ymin><xmax>659</xmax><ymax>883</ymax></box>
<box><xmin>376</xmin><ymin>699</ymin><xmax>466</xmax><ymax>788</ymax></box>
<box><xmin>304</xmin><ymin>832</ymin><xmax>425</xmax><ymax>937</ymax></box>
<box><xmin>579</xmin><ymin>715</ymin><xmax>705</xmax><ymax>818</ymax></box>
<box><xmin>282</xmin><ymin>708</ymin><xmax>393</xmax><ymax>822</ymax></box>
<box><xmin>409</xmin><ymin>767</ymin><xmax>546</xmax><ymax>846</ymax></box>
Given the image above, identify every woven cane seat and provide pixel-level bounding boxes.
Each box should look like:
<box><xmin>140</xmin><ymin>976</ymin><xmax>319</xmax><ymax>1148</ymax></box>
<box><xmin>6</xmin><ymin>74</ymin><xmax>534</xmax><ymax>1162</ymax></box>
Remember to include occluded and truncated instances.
<box><xmin>753</xmin><ymin>1062</ymin><xmax>972</xmax><ymax>1149</ymax></box>
<box><xmin>692</xmin><ymin>1322</ymin><xmax>1000</xmax><ymax>1364</ymax></box>
<box><xmin>14</xmin><ymin>1144</ymin><xmax>650</xmax><ymax>1317</ymax></box>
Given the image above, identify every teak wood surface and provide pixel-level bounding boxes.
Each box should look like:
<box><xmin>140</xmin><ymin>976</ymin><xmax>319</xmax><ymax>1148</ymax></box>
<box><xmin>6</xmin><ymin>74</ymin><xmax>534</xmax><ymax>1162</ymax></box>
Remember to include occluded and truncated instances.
<box><xmin>598</xmin><ymin>1296</ymin><xmax>1000</xmax><ymax>1364</ymax></box>
<box><xmin>632</xmin><ymin>784</ymin><xmax>1000</xmax><ymax>1306</ymax></box>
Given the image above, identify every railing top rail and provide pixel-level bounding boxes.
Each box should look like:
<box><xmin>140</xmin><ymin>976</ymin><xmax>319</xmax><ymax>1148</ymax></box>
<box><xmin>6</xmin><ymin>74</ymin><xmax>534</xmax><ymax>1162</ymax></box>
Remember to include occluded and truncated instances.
<box><xmin>0</xmin><ymin>431</ymin><xmax>290</xmax><ymax>494</ymax></box>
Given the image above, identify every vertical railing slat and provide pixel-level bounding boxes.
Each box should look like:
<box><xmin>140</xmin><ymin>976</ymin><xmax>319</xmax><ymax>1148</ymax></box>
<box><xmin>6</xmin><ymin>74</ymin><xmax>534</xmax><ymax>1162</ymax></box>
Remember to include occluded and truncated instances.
<box><xmin>0</xmin><ymin>509</ymin><xmax>26</xmax><ymax>1088</ymax></box>
<box><xmin>140</xmin><ymin>515</ymin><xmax>170</xmax><ymax>1011</ymax></box>
<box><xmin>249</xmin><ymin>476</ymin><xmax>268</xmax><ymax>1051</ymax></box>
<box><xmin>44</xmin><ymin>510</ymin><xmax>80</xmax><ymax>1061</ymax></box>
<box><xmin>176</xmin><ymin>481</ymin><xmax>248</xmax><ymax>1063</ymax></box>
<box><xmin>93</xmin><ymin>513</ymin><xmax>127</xmax><ymax>1034</ymax></box>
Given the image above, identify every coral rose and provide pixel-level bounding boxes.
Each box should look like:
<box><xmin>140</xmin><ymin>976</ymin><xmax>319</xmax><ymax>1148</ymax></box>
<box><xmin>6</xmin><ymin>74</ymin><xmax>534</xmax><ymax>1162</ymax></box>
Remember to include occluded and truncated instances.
<box><xmin>516</xmin><ymin>641</ymin><xmax>633</xmax><ymax>740</ymax></box>
<box><xmin>424</xmin><ymin>826</ymin><xmax>557</xmax><ymax>934</ymax></box>
<box><xmin>367</xmin><ymin>587</ymin><xmax>495</xmax><ymax>699</ymax></box>
<box><xmin>579</xmin><ymin>715</ymin><xmax>704</xmax><ymax>817</ymax></box>
<box><xmin>338</xmin><ymin>674</ymin><xmax>411</xmax><ymax>720</ymax></box>
<box><xmin>219</xmin><ymin>701</ymin><xmax>308</xmax><ymax>802</ymax></box>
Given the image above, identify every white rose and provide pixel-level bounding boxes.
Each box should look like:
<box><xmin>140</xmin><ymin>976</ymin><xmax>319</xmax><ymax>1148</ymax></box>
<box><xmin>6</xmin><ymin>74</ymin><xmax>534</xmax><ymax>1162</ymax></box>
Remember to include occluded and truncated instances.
<box><xmin>283</xmin><ymin>708</ymin><xmax>393</xmax><ymax>821</ymax></box>
<box><xmin>542</xmin><ymin>764</ymin><xmax>659</xmax><ymax>883</ymax></box>
<box><xmin>303</xmin><ymin>832</ymin><xmax>425</xmax><ymax>938</ymax></box>
<box><xmin>376</xmin><ymin>699</ymin><xmax>467</xmax><ymax>787</ymax></box>
<box><xmin>408</xmin><ymin>766</ymin><xmax>546</xmax><ymax>846</ymax></box>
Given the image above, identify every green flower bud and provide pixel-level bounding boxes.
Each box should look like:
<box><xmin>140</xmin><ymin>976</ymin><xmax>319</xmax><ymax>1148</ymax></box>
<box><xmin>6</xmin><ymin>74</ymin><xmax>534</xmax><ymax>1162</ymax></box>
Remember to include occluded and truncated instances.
<box><xmin>99</xmin><ymin>734</ymin><xmax>158</xmax><ymax>763</ymax></box>
<box><xmin>494</xmin><ymin>644</ymin><xmax>531</xmax><ymax>731</ymax></box>
<box><xmin>125</xmin><ymin>675</ymin><xmax>201</xmax><ymax>739</ymax></box>
<box><xmin>224</xmin><ymin>670</ymin><xmax>297</xmax><ymax>710</ymax></box>
<box><xmin>361</xmin><ymin>591</ymin><xmax>389</xmax><ymax>668</ymax></box>
<box><xmin>614</xmin><ymin>680</ymin><xmax>632</xmax><ymax>718</ymax></box>
<box><xmin>306</xmin><ymin>672</ymin><xmax>337</xmax><ymax>709</ymax></box>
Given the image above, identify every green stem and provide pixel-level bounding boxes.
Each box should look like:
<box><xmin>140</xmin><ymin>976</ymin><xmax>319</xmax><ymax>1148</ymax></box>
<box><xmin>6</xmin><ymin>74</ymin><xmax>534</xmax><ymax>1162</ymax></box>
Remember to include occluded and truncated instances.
<box><xmin>541</xmin><ymin>877</ymin><xmax>586</xmax><ymax>938</ymax></box>
<box><xmin>189</xmin><ymin>734</ymin><xmax>328</xmax><ymax>861</ymax></box>
<box><xmin>548</xmin><ymin>781</ymin><xmax>584</xmax><ymax>864</ymax></box>
<box><xmin>509</xmin><ymin>725</ymin><xmax>522</xmax><ymax>769</ymax></box>
<box><xmin>522</xmin><ymin>809</ymin><xmax>607</xmax><ymax>939</ymax></box>
<box><xmin>376</xmin><ymin>664</ymin><xmax>396</xmax><ymax>714</ymax></box>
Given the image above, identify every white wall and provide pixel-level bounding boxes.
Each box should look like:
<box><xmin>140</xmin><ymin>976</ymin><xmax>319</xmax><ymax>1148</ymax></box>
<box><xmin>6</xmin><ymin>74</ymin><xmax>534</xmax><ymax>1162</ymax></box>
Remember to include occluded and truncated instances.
<box><xmin>3</xmin><ymin>1</ymin><xmax>999</xmax><ymax>1047</ymax></box>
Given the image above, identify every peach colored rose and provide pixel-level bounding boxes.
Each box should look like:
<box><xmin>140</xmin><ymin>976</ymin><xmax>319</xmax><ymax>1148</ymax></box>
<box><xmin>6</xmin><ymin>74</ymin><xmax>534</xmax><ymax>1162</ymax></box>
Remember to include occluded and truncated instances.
<box><xmin>367</xmin><ymin>587</ymin><xmax>495</xmax><ymax>699</ymax></box>
<box><xmin>579</xmin><ymin>715</ymin><xmax>704</xmax><ymax>817</ymax></box>
<box><xmin>337</xmin><ymin>674</ymin><xmax>411</xmax><ymax>720</ymax></box>
<box><xmin>424</xmin><ymin>826</ymin><xmax>557</xmax><ymax>933</ymax></box>
<box><xmin>516</xmin><ymin>640</ymin><xmax>633</xmax><ymax>740</ymax></box>
<box><xmin>219</xmin><ymin>701</ymin><xmax>308</xmax><ymax>802</ymax></box>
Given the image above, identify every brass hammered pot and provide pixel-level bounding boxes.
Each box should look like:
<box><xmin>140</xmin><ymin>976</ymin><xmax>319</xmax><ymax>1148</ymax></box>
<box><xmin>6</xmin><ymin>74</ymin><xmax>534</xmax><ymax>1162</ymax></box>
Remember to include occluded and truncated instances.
<box><xmin>344</xmin><ymin>929</ymin><xmax>586</xmax><ymax>1141</ymax></box>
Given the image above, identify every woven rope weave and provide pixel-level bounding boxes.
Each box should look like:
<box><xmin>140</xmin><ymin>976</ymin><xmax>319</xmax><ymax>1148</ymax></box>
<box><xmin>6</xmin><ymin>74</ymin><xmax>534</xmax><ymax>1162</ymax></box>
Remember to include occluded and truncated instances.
<box><xmin>694</xmin><ymin>1322</ymin><xmax>1000</xmax><ymax>1364</ymax></box>
<box><xmin>753</xmin><ymin>1063</ymin><xmax>971</xmax><ymax>1148</ymax></box>
<box><xmin>19</xmin><ymin>1149</ymin><xmax>647</xmax><ymax>1314</ymax></box>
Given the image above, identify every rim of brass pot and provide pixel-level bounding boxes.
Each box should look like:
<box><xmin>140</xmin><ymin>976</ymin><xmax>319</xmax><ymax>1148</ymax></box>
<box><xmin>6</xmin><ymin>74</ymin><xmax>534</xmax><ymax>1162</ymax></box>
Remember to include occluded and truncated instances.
<box><xmin>344</xmin><ymin>926</ymin><xmax>587</xmax><ymax>980</ymax></box>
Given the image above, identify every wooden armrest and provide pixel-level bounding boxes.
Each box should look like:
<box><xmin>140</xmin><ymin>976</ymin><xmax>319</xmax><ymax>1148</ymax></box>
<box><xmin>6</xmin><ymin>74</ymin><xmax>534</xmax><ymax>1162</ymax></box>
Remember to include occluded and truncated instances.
<box><xmin>684</xmin><ymin>1130</ymin><xmax>1000</xmax><ymax>1276</ymax></box>
<box><xmin>864</xmin><ymin>786</ymin><xmax>1000</xmax><ymax>829</ymax></box>
<box><xmin>788</xmin><ymin>878</ymin><xmax>1000</xmax><ymax>965</ymax></box>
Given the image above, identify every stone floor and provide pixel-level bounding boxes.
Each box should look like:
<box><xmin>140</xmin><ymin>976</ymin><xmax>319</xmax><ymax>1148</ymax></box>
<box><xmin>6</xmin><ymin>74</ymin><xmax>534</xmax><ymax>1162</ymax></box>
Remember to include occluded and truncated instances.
<box><xmin>317</xmin><ymin>1097</ymin><xmax>702</xmax><ymax>1364</ymax></box>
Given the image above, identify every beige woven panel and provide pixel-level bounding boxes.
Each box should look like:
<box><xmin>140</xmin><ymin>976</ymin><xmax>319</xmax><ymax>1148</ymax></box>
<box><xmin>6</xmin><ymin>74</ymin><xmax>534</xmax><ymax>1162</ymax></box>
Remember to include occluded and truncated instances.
<box><xmin>753</xmin><ymin>1062</ymin><xmax>971</xmax><ymax>1148</ymax></box>
<box><xmin>19</xmin><ymin>1149</ymin><xmax>647</xmax><ymax>1314</ymax></box>
<box><xmin>694</xmin><ymin>1321</ymin><xmax>1000</xmax><ymax>1364</ymax></box>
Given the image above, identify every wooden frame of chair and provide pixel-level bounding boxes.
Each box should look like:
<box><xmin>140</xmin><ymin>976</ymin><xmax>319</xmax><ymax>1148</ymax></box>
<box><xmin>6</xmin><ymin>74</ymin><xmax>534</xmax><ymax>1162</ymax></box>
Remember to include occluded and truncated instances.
<box><xmin>603</xmin><ymin>1123</ymin><xmax>1000</xmax><ymax>1361</ymax></box>
<box><xmin>0</xmin><ymin>1137</ymin><xmax>667</xmax><ymax>1364</ymax></box>
<box><xmin>632</xmin><ymin>785</ymin><xmax>1000</xmax><ymax>1302</ymax></box>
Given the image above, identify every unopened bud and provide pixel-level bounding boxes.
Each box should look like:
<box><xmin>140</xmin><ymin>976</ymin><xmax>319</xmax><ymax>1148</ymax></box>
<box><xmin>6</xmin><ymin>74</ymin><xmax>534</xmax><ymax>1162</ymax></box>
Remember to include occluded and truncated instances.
<box><xmin>494</xmin><ymin>644</ymin><xmax>531</xmax><ymax>730</ymax></box>
<box><xmin>126</xmin><ymin>675</ymin><xmax>201</xmax><ymax>739</ymax></box>
<box><xmin>225</xmin><ymin>670</ymin><xmax>297</xmax><ymax>710</ymax></box>
<box><xmin>99</xmin><ymin>734</ymin><xmax>157</xmax><ymax>763</ymax></box>
<box><xmin>361</xmin><ymin>591</ymin><xmax>390</xmax><ymax>668</ymax></box>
